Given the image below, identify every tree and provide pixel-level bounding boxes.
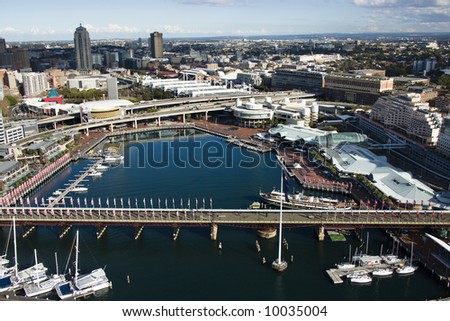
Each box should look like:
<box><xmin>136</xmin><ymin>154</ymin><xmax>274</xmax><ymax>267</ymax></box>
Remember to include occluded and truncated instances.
<box><xmin>438</xmin><ymin>74</ymin><xmax>450</xmax><ymax>89</ymax></box>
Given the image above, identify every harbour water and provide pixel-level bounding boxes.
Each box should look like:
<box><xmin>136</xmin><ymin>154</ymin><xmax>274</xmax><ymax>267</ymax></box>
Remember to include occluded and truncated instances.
<box><xmin>2</xmin><ymin>130</ymin><xmax>449</xmax><ymax>300</ymax></box>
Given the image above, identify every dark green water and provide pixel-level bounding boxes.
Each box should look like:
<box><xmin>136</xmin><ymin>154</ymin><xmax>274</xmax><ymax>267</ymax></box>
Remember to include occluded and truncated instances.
<box><xmin>2</xmin><ymin>130</ymin><xmax>449</xmax><ymax>300</ymax></box>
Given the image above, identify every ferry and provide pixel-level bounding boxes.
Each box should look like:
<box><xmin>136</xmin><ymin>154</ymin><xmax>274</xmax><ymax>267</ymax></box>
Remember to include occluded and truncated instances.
<box><xmin>260</xmin><ymin>190</ymin><xmax>352</xmax><ymax>210</ymax></box>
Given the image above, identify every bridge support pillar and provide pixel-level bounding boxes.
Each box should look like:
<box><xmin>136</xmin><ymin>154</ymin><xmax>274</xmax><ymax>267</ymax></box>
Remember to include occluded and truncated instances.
<box><xmin>59</xmin><ymin>225</ymin><xmax>72</xmax><ymax>239</ymax></box>
<box><xmin>22</xmin><ymin>225</ymin><xmax>36</xmax><ymax>238</ymax></box>
<box><xmin>110</xmin><ymin>124</ymin><xmax>114</xmax><ymax>132</ymax></box>
<box><xmin>97</xmin><ymin>226</ymin><xmax>107</xmax><ymax>239</ymax></box>
<box><xmin>157</xmin><ymin>117</ymin><xmax>161</xmax><ymax>126</ymax></box>
<box><xmin>318</xmin><ymin>225</ymin><xmax>325</xmax><ymax>241</ymax></box>
<box><xmin>182</xmin><ymin>113</ymin><xmax>186</xmax><ymax>124</ymax></box>
<box><xmin>205</xmin><ymin>111</ymin><xmax>208</xmax><ymax>121</ymax></box>
<box><xmin>135</xmin><ymin>226</ymin><xmax>144</xmax><ymax>240</ymax></box>
<box><xmin>210</xmin><ymin>223</ymin><xmax>218</xmax><ymax>241</ymax></box>
<box><xmin>134</xmin><ymin>120</ymin><xmax>137</xmax><ymax>128</ymax></box>
<box><xmin>85</xmin><ymin>128</ymin><xmax>89</xmax><ymax>136</ymax></box>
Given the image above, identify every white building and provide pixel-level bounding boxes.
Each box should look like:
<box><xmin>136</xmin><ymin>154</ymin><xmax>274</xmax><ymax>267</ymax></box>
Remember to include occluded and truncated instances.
<box><xmin>0</xmin><ymin>77</ymin><xmax>4</xmax><ymax>101</ymax></box>
<box><xmin>4</xmin><ymin>125</ymin><xmax>24</xmax><ymax>144</ymax></box>
<box><xmin>22</xmin><ymin>72</ymin><xmax>50</xmax><ymax>97</ymax></box>
<box><xmin>232</xmin><ymin>98</ymin><xmax>273</xmax><ymax>127</ymax></box>
<box><xmin>437</xmin><ymin>116</ymin><xmax>450</xmax><ymax>157</ymax></box>
<box><xmin>67</xmin><ymin>77</ymin><xmax>101</xmax><ymax>90</ymax></box>
<box><xmin>371</xmin><ymin>93</ymin><xmax>442</xmax><ymax>146</ymax></box>
<box><xmin>107</xmin><ymin>77</ymin><xmax>119</xmax><ymax>100</ymax></box>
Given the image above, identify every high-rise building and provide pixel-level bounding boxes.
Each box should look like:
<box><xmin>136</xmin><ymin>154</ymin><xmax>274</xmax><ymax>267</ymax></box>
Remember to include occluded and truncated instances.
<box><xmin>0</xmin><ymin>111</ymin><xmax>5</xmax><ymax>145</ymax></box>
<box><xmin>107</xmin><ymin>77</ymin><xmax>118</xmax><ymax>100</ymax></box>
<box><xmin>22</xmin><ymin>72</ymin><xmax>50</xmax><ymax>97</ymax></box>
<box><xmin>74</xmin><ymin>24</ymin><xmax>93</xmax><ymax>70</ymax></box>
<box><xmin>0</xmin><ymin>77</ymin><xmax>4</xmax><ymax>101</ymax></box>
<box><xmin>149</xmin><ymin>32</ymin><xmax>163</xmax><ymax>58</ymax></box>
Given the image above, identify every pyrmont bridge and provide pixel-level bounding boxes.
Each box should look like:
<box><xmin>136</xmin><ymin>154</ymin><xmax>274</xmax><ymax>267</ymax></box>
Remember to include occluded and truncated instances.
<box><xmin>1</xmin><ymin>206</ymin><xmax>449</xmax><ymax>240</ymax></box>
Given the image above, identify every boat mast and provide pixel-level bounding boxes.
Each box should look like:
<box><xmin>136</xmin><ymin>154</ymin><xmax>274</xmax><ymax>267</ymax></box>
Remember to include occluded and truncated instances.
<box><xmin>13</xmin><ymin>217</ymin><xmax>18</xmax><ymax>277</ymax></box>
<box><xmin>74</xmin><ymin>230</ymin><xmax>79</xmax><ymax>287</ymax></box>
<box><xmin>365</xmin><ymin>232</ymin><xmax>369</xmax><ymax>255</ymax></box>
<box><xmin>55</xmin><ymin>252</ymin><xmax>59</xmax><ymax>276</ymax></box>
<box><xmin>277</xmin><ymin>167</ymin><xmax>283</xmax><ymax>265</ymax></box>
<box><xmin>348</xmin><ymin>244</ymin><xmax>352</xmax><ymax>263</ymax></box>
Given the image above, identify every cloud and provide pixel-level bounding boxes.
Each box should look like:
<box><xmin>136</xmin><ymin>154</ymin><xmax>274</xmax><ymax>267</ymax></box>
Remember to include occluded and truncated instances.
<box><xmin>351</xmin><ymin>0</ymin><xmax>450</xmax><ymax>31</ymax></box>
<box><xmin>82</xmin><ymin>23</ymin><xmax>140</xmax><ymax>34</ymax></box>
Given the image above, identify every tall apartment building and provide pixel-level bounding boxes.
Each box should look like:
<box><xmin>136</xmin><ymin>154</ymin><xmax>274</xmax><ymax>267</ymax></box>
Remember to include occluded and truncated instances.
<box><xmin>74</xmin><ymin>24</ymin><xmax>93</xmax><ymax>70</ymax></box>
<box><xmin>371</xmin><ymin>93</ymin><xmax>442</xmax><ymax>146</ymax></box>
<box><xmin>271</xmin><ymin>69</ymin><xmax>325</xmax><ymax>93</ymax></box>
<box><xmin>149</xmin><ymin>32</ymin><xmax>163</xmax><ymax>58</ymax></box>
<box><xmin>324</xmin><ymin>73</ymin><xmax>393</xmax><ymax>105</ymax></box>
<box><xmin>22</xmin><ymin>72</ymin><xmax>50</xmax><ymax>97</ymax></box>
<box><xmin>0</xmin><ymin>112</ymin><xmax>5</xmax><ymax>145</ymax></box>
<box><xmin>0</xmin><ymin>46</ymin><xmax>30</xmax><ymax>70</ymax></box>
<box><xmin>107</xmin><ymin>77</ymin><xmax>118</xmax><ymax>100</ymax></box>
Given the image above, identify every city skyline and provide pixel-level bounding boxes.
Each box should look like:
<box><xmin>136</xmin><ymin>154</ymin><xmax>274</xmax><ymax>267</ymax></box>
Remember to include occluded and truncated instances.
<box><xmin>1</xmin><ymin>0</ymin><xmax>450</xmax><ymax>41</ymax></box>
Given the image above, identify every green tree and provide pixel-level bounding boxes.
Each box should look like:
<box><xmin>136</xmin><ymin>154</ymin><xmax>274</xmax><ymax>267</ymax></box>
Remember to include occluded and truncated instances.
<box><xmin>438</xmin><ymin>74</ymin><xmax>450</xmax><ymax>89</ymax></box>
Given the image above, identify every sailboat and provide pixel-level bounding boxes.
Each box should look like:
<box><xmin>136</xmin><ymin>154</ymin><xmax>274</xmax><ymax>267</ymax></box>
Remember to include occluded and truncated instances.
<box><xmin>336</xmin><ymin>244</ymin><xmax>356</xmax><ymax>270</ymax></box>
<box><xmin>272</xmin><ymin>167</ymin><xmax>288</xmax><ymax>272</ymax></box>
<box><xmin>0</xmin><ymin>225</ymin><xmax>15</xmax><ymax>290</ymax></box>
<box><xmin>24</xmin><ymin>252</ymin><xmax>66</xmax><ymax>297</ymax></box>
<box><xmin>0</xmin><ymin>217</ymin><xmax>48</xmax><ymax>293</ymax></box>
<box><xmin>396</xmin><ymin>242</ymin><xmax>417</xmax><ymax>275</ymax></box>
<box><xmin>55</xmin><ymin>230</ymin><xmax>111</xmax><ymax>300</ymax></box>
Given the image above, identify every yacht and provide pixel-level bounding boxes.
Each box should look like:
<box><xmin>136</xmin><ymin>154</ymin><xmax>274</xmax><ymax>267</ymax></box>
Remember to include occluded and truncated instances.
<box><xmin>53</xmin><ymin>190</ymin><xmax>63</xmax><ymax>196</ymax></box>
<box><xmin>350</xmin><ymin>274</ymin><xmax>372</xmax><ymax>284</ymax></box>
<box><xmin>396</xmin><ymin>265</ymin><xmax>417</xmax><ymax>275</ymax></box>
<box><xmin>87</xmin><ymin>170</ymin><xmax>102</xmax><ymax>177</ymax></box>
<box><xmin>103</xmin><ymin>154</ymin><xmax>124</xmax><ymax>163</ymax></box>
<box><xmin>372</xmin><ymin>268</ymin><xmax>393</xmax><ymax>277</ymax></box>
<box><xmin>96</xmin><ymin>164</ymin><xmax>109</xmax><ymax>171</ymax></box>
<box><xmin>71</xmin><ymin>186</ymin><xmax>88</xmax><ymax>193</ymax></box>
<box><xmin>346</xmin><ymin>270</ymin><xmax>368</xmax><ymax>279</ymax></box>
<box><xmin>55</xmin><ymin>231</ymin><xmax>111</xmax><ymax>300</ymax></box>
<box><xmin>24</xmin><ymin>274</ymin><xmax>66</xmax><ymax>297</ymax></box>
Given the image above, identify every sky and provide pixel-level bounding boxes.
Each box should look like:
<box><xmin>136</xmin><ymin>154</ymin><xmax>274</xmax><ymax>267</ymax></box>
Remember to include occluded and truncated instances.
<box><xmin>1</xmin><ymin>0</ymin><xmax>450</xmax><ymax>41</ymax></box>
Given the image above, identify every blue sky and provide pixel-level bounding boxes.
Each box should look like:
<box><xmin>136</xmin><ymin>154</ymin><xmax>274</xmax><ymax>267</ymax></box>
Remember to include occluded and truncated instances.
<box><xmin>1</xmin><ymin>0</ymin><xmax>450</xmax><ymax>41</ymax></box>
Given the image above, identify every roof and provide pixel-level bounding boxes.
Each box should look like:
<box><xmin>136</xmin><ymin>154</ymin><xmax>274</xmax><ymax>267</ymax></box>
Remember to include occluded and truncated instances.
<box><xmin>324</xmin><ymin>144</ymin><xmax>434</xmax><ymax>203</ymax></box>
<box><xmin>47</xmin><ymin>88</ymin><xmax>61</xmax><ymax>98</ymax></box>
<box><xmin>268</xmin><ymin>124</ymin><xmax>332</xmax><ymax>142</ymax></box>
<box><xmin>80</xmin><ymin>99</ymin><xmax>133</xmax><ymax>111</ymax></box>
<box><xmin>0</xmin><ymin>161</ymin><xmax>19</xmax><ymax>174</ymax></box>
<box><xmin>426</xmin><ymin>233</ymin><xmax>450</xmax><ymax>254</ymax></box>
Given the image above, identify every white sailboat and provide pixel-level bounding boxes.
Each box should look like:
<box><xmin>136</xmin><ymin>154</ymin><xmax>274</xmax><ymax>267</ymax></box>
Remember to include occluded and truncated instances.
<box><xmin>336</xmin><ymin>244</ymin><xmax>356</xmax><ymax>270</ymax></box>
<box><xmin>55</xmin><ymin>231</ymin><xmax>111</xmax><ymax>300</ymax></box>
<box><xmin>396</xmin><ymin>242</ymin><xmax>417</xmax><ymax>275</ymax></box>
<box><xmin>272</xmin><ymin>167</ymin><xmax>288</xmax><ymax>272</ymax></box>
<box><xmin>24</xmin><ymin>252</ymin><xmax>66</xmax><ymax>298</ymax></box>
<box><xmin>0</xmin><ymin>218</ymin><xmax>48</xmax><ymax>293</ymax></box>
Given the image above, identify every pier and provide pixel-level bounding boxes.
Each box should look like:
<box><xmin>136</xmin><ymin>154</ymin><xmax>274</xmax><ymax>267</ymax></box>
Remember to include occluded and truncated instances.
<box><xmin>47</xmin><ymin>159</ymin><xmax>103</xmax><ymax>208</ymax></box>
<box><xmin>326</xmin><ymin>264</ymin><xmax>391</xmax><ymax>284</ymax></box>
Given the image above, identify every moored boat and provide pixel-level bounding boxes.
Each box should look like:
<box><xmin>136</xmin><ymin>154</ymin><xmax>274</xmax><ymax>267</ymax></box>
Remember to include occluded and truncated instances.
<box><xmin>260</xmin><ymin>190</ymin><xmax>352</xmax><ymax>210</ymax></box>
<box><xmin>372</xmin><ymin>268</ymin><xmax>393</xmax><ymax>277</ymax></box>
<box><xmin>24</xmin><ymin>274</ymin><xmax>66</xmax><ymax>297</ymax></box>
<box><xmin>350</xmin><ymin>274</ymin><xmax>372</xmax><ymax>284</ymax></box>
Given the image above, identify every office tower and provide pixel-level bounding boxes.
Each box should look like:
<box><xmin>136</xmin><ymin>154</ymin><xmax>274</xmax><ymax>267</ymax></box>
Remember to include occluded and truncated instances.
<box><xmin>107</xmin><ymin>77</ymin><xmax>119</xmax><ymax>100</ymax></box>
<box><xmin>74</xmin><ymin>24</ymin><xmax>93</xmax><ymax>70</ymax></box>
<box><xmin>149</xmin><ymin>32</ymin><xmax>163</xmax><ymax>58</ymax></box>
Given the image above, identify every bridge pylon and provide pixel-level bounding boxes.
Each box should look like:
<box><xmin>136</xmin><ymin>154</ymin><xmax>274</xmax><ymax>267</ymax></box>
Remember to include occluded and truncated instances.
<box><xmin>210</xmin><ymin>223</ymin><xmax>218</xmax><ymax>241</ymax></box>
<box><xmin>59</xmin><ymin>225</ymin><xmax>72</xmax><ymax>239</ymax></box>
<box><xmin>318</xmin><ymin>225</ymin><xmax>325</xmax><ymax>241</ymax></box>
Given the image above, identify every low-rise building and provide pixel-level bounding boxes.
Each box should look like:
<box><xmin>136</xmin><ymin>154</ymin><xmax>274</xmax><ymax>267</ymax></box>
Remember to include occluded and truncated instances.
<box><xmin>0</xmin><ymin>160</ymin><xmax>29</xmax><ymax>192</ymax></box>
<box><xmin>324</xmin><ymin>73</ymin><xmax>393</xmax><ymax>105</ymax></box>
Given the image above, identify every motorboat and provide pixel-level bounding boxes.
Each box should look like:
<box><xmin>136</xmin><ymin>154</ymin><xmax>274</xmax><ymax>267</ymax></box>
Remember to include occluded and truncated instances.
<box><xmin>336</xmin><ymin>263</ymin><xmax>356</xmax><ymax>270</ymax></box>
<box><xmin>372</xmin><ymin>268</ymin><xmax>393</xmax><ymax>277</ymax></box>
<box><xmin>350</xmin><ymin>274</ymin><xmax>372</xmax><ymax>284</ymax></box>
<box><xmin>95</xmin><ymin>165</ymin><xmax>109</xmax><ymax>171</ymax></box>
<box><xmin>396</xmin><ymin>265</ymin><xmax>417</xmax><ymax>275</ymax></box>
<box><xmin>71</xmin><ymin>186</ymin><xmax>88</xmax><ymax>193</ymax></box>
<box><xmin>346</xmin><ymin>270</ymin><xmax>368</xmax><ymax>279</ymax></box>
<box><xmin>87</xmin><ymin>170</ymin><xmax>102</xmax><ymax>177</ymax></box>
<box><xmin>103</xmin><ymin>154</ymin><xmax>124</xmax><ymax>163</ymax></box>
<box><xmin>53</xmin><ymin>190</ymin><xmax>63</xmax><ymax>196</ymax></box>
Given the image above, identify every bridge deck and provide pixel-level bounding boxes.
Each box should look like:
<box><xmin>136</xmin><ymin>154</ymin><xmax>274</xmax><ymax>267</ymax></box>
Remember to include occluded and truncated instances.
<box><xmin>0</xmin><ymin>208</ymin><xmax>448</xmax><ymax>228</ymax></box>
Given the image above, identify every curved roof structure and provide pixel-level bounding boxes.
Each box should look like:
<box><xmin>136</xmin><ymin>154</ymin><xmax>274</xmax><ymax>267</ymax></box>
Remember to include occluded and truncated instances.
<box><xmin>80</xmin><ymin>99</ymin><xmax>133</xmax><ymax>111</ymax></box>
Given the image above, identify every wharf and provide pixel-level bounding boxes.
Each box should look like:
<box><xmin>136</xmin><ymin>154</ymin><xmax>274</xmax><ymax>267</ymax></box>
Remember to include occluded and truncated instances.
<box><xmin>326</xmin><ymin>264</ymin><xmax>391</xmax><ymax>284</ymax></box>
<box><xmin>48</xmin><ymin>159</ymin><xmax>103</xmax><ymax>208</ymax></box>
